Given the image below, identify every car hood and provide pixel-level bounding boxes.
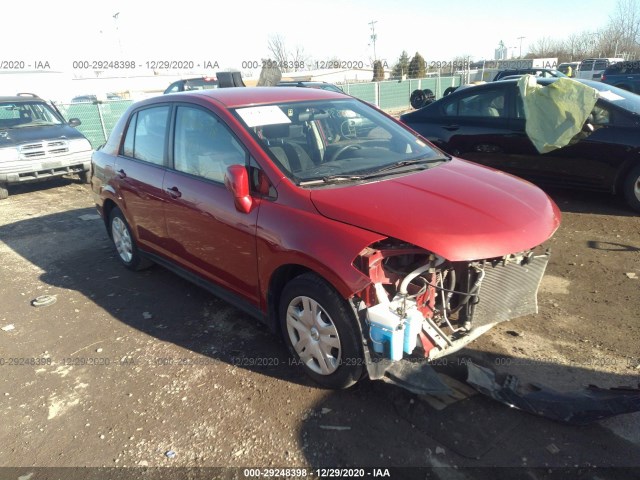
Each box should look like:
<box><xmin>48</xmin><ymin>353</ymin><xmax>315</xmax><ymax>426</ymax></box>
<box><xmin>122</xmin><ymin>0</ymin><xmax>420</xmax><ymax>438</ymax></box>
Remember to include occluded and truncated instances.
<box><xmin>0</xmin><ymin>124</ymin><xmax>87</xmax><ymax>146</ymax></box>
<box><xmin>309</xmin><ymin>158</ymin><xmax>561</xmax><ymax>261</ymax></box>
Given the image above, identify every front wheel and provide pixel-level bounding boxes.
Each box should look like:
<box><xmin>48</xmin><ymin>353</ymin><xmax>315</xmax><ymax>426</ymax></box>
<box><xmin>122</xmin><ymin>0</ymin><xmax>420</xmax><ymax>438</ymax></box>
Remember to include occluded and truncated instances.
<box><xmin>0</xmin><ymin>184</ymin><xmax>8</xmax><ymax>200</ymax></box>
<box><xmin>108</xmin><ymin>207</ymin><xmax>153</xmax><ymax>271</ymax></box>
<box><xmin>623</xmin><ymin>165</ymin><xmax>640</xmax><ymax>213</ymax></box>
<box><xmin>279</xmin><ymin>273</ymin><xmax>364</xmax><ymax>389</ymax></box>
<box><xmin>78</xmin><ymin>170</ymin><xmax>91</xmax><ymax>184</ymax></box>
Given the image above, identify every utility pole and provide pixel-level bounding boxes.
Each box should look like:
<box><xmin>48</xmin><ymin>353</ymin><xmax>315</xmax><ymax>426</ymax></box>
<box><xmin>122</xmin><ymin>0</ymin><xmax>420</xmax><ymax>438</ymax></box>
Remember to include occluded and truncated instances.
<box><xmin>113</xmin><ymin>12</ymin><xmax>123</xmax><ymax>56</ymax></box>
<box><xmin>517</xmin><ymin>36</ymin><xmax>525</xmax><ymax>58</ymax></box>
<box><xmin>369</xmin><ymin>20</ymin><xmax>378</xmax><ymax>61</ymax></box>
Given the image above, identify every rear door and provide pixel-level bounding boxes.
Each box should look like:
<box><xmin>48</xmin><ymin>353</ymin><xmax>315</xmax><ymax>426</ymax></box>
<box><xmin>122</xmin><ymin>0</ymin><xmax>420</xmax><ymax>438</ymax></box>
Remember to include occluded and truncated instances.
<box><xmin>502</xmin><ymin>93</ymin><xmax>632</xmax><ymax>191</ymax></box>
<box><xmin>114</xmin><ymin>105</ymin><xmax>170</xmax><ymax>253</ymax></box>
<box><xmin>162</xmin><ymin>104</ymin><xmax>261</xmax><ymax>306</ymax></box>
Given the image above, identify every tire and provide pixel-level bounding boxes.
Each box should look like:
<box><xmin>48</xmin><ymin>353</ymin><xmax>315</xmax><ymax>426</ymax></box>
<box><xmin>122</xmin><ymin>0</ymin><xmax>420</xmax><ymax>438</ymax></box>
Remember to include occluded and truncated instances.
<box><xmin>78</xmin><ymin>170</ymin><xmax>91</xmax><ymax>184</ymax></box>
<box><xmin>443</xmin><ymin>86</ymin><xmax>458</xmax><ymax>96</ymax></box>
<box><xmin>422</xmin><ymin>88</ymin><xmax>434</xmax><ymax>99</ymax></box>
<box><xmin>623</xmin><ymin>164</ymin><xmax>640</xmax><ymax>213</ymax></box>
<box><xmin>279</xmin><ymin>273</ymin><xmax>364</xmax><ymax>389</ymax></box>
<box><xmin>108</xmin><ymin>207</ymin><xmax>153</xmax><ymax>271</ymax></box>
<box><xmin>410</xmin><ymin>89</ymin><xmax>427</xmax><ymax>109</ymax></box>
<box><xmin>0</xmin><ymin>184</ymin><xmax>8</xmax><ymax>200</ymax></box>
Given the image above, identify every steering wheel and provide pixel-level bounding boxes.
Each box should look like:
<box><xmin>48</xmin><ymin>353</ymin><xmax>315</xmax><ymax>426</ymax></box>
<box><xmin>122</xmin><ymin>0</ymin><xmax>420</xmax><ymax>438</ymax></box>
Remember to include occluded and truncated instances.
<box><xmin>327</xmin><ymin>144</ymin><xmax>362</xmax><ymax>163</ymax></box>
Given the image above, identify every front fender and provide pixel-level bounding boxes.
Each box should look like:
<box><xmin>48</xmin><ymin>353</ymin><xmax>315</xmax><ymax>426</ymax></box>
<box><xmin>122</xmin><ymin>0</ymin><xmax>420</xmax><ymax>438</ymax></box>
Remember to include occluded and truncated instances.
<box><xmin>256</xmin><ymin>200</ymin><xmax>385</xmax><ymax>309</ymax></box>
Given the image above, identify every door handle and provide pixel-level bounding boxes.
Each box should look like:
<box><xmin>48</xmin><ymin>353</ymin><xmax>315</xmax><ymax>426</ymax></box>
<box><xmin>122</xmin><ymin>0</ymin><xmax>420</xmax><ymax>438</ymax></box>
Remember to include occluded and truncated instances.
<box><xmin>165</xmin><ymin>186</ymin><xmax>182</xmax><ymax>198</ymax></box>
<box><xmin>116</xmin><ymin>169</ymin><xmax>126</xmax><ymax>178</ymax></box>
<box><xmin>443</xmin><ymin>125</ymin><xmax>459</xmax><ymax>131</ymax></box>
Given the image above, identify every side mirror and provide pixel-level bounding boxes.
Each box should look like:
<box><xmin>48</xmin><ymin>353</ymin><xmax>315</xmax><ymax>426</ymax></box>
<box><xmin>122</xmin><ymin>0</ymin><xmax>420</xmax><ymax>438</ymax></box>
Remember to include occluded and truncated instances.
<box><xmin>582</xmin><ymin>114</ymin><xmax>594</xmax><ymax>133</ymax></box>
<box><xmin>68</xmin><ymin>118</ymin><xmax>82</xmax><ymax>127</ymax></box>
<box><xmin>224</xmin><ymin>165</ymin><xmax>253</xmax><ymax>213</ymax></box>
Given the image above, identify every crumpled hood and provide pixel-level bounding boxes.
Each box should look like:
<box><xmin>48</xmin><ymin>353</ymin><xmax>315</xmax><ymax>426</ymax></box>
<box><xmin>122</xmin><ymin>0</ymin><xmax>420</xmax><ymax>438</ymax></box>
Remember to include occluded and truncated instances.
<box><xmin>0</xmin><ymin>124</ymin><xmax>87</xmax><ymax>146</ymax></box>
<box><xmin>310</xmin><ymin>158</ymin><xmax>561</xmax><ymax>261</ymax></box>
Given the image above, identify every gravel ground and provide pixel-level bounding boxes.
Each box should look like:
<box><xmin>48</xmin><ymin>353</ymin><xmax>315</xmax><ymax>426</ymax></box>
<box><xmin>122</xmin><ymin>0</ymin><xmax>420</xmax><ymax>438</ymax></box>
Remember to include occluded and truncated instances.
<box><xmin>0</xmin><ymin>177</ymin><xmax>639</xmax><ymax>480</ymax></box>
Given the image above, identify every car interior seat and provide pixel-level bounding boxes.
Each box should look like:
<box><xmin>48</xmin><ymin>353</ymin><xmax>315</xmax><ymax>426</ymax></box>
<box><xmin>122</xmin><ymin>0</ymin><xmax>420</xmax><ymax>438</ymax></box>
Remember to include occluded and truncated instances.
<box><xmin>262</xmin><ymin>123</ymin><xmax>315</xmax><ymax>174</ymax></box>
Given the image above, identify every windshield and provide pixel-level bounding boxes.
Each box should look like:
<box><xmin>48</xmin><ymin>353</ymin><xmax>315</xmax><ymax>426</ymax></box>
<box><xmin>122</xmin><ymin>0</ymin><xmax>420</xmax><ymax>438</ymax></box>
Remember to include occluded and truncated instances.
<box><xmin>0</xmin><ymin>101</ymin><xmax>63</xmax><ymax>127</ymax></box>
<box><xmin>233</xmin><ymin>99</ymin><xmax>446</xmax><ymax>184</ymax></box>
<box><xmin>580</xmin><ymin>80</ymin><xmax>640</xmax><ymax>115</ymax></box>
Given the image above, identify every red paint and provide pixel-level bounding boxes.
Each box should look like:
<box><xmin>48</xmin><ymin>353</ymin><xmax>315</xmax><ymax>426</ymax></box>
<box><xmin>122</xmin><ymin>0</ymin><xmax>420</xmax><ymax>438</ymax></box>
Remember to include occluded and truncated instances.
<box><xmin>92</xmin><ymin>87</ymin><xmax>561</xmax><ymax>327</ymax></box>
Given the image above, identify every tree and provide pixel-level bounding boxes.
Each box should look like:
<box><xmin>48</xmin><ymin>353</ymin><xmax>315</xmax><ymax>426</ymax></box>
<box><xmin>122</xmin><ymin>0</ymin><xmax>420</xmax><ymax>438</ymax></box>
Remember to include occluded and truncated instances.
<box><xmin>372</xmin><ymin>60</ymin><xmax>385</xmax><ymax>81</ymax></box>
<box><xmin>391</xmin><ymin>51</ymin><xmax>410</xmax><ymax>78</ymax></box>
<box><xmin>524</xmin><ymin>0</ymin><xmax>640</xmax><ymax>61</ymax></box>
<box><xmin>267</xmin><ymin>34</ymin><xmax>289</xmax><ymax>72</ymax></box>
<box><xmin>604</xmin><ymin>0</ymin><xmax>640</xmax><ymax>56</ymax></box>
<box><xmin>408</xmin><ymin>52</ymin><xmax>426</xmax><ymax>78</ymax></box>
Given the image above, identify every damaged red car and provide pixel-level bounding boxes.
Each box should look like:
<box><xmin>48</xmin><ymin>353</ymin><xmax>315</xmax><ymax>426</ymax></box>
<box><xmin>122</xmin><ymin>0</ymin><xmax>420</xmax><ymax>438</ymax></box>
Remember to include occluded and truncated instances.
<box><xmin>91</xmin><ymin>87</ymin><xmax>561</xmax><ymax>389</ymax></box>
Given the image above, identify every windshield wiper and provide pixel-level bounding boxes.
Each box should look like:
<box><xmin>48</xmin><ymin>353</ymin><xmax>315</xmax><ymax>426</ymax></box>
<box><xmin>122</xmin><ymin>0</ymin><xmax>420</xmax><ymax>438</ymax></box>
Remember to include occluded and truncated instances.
<box><xmin>365</xmin><ymin>156</ymin><xmax>447</xmax><ymax>176</ymax></box>
<box><xmin>299</xmin><ymin>174</ymin><xmax>364</xmax><ymax>186</ymax></box>
<box><xmin>298</xmin><ymin>156</ymin><xmax>448</xmax><ymax>186</ymax></box>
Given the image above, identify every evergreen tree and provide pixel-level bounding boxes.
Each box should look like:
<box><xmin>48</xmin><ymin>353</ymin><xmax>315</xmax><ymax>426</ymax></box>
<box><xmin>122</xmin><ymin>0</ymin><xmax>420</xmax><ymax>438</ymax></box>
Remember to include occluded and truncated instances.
<box><xmin>408</xmin><ymin>52</ymin><xmax>426</xmax><ymax>78</ymax></box>
<box><xmin>391</xmin><ymin>51</ymin><xmax>410</xmax><ymax>78</ymax></box>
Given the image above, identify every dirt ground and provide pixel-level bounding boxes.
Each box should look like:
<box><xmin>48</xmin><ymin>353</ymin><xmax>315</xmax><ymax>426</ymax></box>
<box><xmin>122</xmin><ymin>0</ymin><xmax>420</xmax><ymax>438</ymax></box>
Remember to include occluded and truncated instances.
<box><xmin>0</xmin><ymin>177</ymin><xmax>639</xmax><ymax>480</ymax></box>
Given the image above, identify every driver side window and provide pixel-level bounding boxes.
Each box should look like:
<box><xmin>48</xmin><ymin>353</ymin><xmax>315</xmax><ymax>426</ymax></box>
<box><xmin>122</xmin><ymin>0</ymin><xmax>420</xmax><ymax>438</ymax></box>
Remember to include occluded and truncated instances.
<box><xmin>173</xmin><ymin>106</ymin><xmax>246</xmax><ymax>182</ymax></box>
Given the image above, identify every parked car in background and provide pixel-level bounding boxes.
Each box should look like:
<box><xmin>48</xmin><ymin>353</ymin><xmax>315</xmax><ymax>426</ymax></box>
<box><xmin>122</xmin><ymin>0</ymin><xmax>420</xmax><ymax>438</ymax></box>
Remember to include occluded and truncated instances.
<box><xmin>164</xmin><ymin>77</ymin><xmax>218</xmax><ymax>94</ymax></box>
<box><xmin>92</xmin><ymin>87</ymin><xmax>560</xmax><ymax>389</ymax></box>
<box><xmin>558</xmin><ymin>62</ymin><xmax>580</xmax><ymax>77</ymax></box>
<box><xmin>400</xmin><ymin>78</ymin><xmax>640</xmax><ymax>212</ymax></box>
<box><xmin>72</xmin><ymin>93</ymin><xmax>123</xmax><ymax>103</ymax></box>
<box><xmin>576</xmin><ymin>58</ymin><xmax>624</xmax><ymax>81</ymax></box>
<box><xmin>493</xmin><ymin>68</ymin><xmax>566</xmax><ymax>81</ymax></box>
<box><xmin>276</xmin><ymin>81</ymin><xmax>344</xmax><ymax>93</ymax></box>
<box><xmin>601</xmin><ymin>60</ymin><xmax>640</xmax><ymax>94</ymax></box>
<box><xmin>0</xmin><ymin>94</ymin><xmax>92</xmax><ymax>199</ymax></box>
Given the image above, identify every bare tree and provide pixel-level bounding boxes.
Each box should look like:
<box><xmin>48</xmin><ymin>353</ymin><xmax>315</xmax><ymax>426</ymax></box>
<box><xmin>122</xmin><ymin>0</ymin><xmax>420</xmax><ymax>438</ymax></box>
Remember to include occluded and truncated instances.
<box><xmin>525</xmin><ymin>0</ymin><xmax>640</xmax><ymax>60</ymax></box>
<box><xmin>291</xmin><ymin>45</ymin><xmax>309</xmax><ymax>72</ymax></box>
<box><xmin>267</xmin><ymin>35</ymin><xmax>311</xmax><ymax>72</ymax></box>
<box><xmin>604</xmin><ymin>0</ymin><xmax>640</xmax><ymax>56</ymax></box>
<box><xmin>267</xmin><ymin>34</ymin><xmax>290</xmax><ymax>72</ymax></box>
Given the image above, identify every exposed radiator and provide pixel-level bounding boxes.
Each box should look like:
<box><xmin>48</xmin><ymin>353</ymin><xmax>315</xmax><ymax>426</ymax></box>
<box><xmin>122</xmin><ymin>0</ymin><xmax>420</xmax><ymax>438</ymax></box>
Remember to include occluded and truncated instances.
<box><xmin>471</xmin><ymin>253</ymin><xmax>550</xmax><ymax>328</ymax></box>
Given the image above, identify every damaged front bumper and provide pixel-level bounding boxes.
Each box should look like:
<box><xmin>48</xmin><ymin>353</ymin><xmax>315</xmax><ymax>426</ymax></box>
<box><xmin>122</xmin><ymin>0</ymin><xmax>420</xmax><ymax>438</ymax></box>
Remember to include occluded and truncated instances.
<box><xmin>466</xmin><ymin>362</ymin><xmax>640</xmax><ymax>425</ymax></box>
<box><xmin>355</xmin><ymin>243</ymin><xmax>550</xmax><ymax>367</ymax></box>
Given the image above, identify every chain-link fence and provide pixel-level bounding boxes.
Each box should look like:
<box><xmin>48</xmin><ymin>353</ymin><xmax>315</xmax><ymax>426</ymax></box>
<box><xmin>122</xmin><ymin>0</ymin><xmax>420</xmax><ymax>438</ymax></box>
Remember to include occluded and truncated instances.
<box><xmin>56</xmin><ymin>75</ymin><xmax>462</xmax><ymax>148</ymax></box>
<box><xmin>56</xmin><ymin>100</ymin><xmax>133</xmax><ymax>149</ymax></box>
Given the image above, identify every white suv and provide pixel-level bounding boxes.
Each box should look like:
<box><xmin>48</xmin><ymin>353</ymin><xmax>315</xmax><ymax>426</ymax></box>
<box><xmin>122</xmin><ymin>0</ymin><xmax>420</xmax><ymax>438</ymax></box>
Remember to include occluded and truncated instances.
<box><xmin>0</xmin><ymin>94</ymin><xmax>93</xmax><ymax>199</ymax></box>
<box><xmin>577</xmin><ymin>58</ymin><xmax>624</xmax><ymax>81</ymax></box>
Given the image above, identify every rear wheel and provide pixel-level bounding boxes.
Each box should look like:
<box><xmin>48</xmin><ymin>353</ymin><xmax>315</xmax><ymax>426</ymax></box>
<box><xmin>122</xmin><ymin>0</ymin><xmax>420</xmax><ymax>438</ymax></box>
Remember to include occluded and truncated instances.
<box><xmin>0</xmin><ymin>184</ymin><xmax>8</xmax><ymax>200</ymax></box>
<box><xmin>108</xmin><ymin>207</ymin><xmax>153</xmax><ymax>271</ymax></box>
<box><xmin>279</xmin><ymin>273</ymin><xmax>364</xmax><ymax>389</ymax></box>
<box><xmin>623</xmin><ymin>165</ymin><xmax>640</xmax><ymax>213</ymax></box>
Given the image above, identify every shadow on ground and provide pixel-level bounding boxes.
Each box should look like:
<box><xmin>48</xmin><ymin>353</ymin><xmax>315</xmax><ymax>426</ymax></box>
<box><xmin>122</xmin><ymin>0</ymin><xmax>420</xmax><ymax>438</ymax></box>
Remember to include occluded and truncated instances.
<box><xmin>1</xmin><ymin>207</ymin><xmax>639</xmax><ymax>478</ymax></box>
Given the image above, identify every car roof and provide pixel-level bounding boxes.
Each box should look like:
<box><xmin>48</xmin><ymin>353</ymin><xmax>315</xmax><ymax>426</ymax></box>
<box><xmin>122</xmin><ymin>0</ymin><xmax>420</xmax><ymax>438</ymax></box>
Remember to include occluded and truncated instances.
<box><xmin>0</xmin><ymin>96</ymin><xmax>46</xmax><ymax>102</ymax></box>
<box><xmin>155</xmin><ymin>86</ymin><xmax>347</xmax><ymax>108</ymax></box>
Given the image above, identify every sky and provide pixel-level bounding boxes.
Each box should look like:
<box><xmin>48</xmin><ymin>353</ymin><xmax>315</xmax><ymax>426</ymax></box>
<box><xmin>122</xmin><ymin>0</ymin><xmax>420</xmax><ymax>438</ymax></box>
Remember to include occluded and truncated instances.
<box><xmin>3</xmin><ymin>0</ymin><xmax>621</xmax><ymax>76</ymax></box>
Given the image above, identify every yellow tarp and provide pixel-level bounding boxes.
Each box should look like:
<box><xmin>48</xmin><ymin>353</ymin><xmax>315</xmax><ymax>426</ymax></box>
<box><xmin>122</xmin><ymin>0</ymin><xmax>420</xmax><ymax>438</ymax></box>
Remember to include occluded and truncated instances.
<box><xmin>517</xmin><ymin>75</ymin><xmax>599</xmax><ymax>154</ymax></box>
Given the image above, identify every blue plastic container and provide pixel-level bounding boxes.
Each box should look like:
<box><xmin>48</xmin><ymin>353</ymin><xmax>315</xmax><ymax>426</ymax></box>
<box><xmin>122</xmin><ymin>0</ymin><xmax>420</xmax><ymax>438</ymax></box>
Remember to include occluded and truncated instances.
<box><xmin>370</xmin><ymin>323</ymin><xmax>405</xmax><ymax>361</ymax></box>
<box><xmin>403</xmin><ymin>308</ymin><xmax>424</xmax><ymax>354</ymax></box>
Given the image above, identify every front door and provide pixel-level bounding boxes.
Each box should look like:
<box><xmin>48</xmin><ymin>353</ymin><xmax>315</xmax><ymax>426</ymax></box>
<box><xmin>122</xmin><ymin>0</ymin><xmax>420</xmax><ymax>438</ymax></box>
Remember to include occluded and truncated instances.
<box><xmin>162</xmin><ymin>105</ymin><xmax>261</xmax><ymax>306</ymax></box>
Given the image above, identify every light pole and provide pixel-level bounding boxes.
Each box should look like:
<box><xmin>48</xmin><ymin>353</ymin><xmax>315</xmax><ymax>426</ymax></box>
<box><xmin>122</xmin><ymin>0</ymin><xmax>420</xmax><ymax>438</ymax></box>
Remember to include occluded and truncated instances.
<box><xmin>369</xmin><ymin>20</ymin><xmax>378</xmax><ymax>62</ymax></box>
<box><xmin>517</xmin><ymin>36</ymin><xmax>525</xmax><ymax>58</ymax></box>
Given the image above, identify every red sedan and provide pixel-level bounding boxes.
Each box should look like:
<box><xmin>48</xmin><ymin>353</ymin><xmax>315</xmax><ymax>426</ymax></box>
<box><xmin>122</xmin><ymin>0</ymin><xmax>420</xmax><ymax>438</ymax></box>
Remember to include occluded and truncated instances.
<box><xmin>91</xmin><ymin>87</ymin><xmax>561</xmax><ymax>389</ymax></box>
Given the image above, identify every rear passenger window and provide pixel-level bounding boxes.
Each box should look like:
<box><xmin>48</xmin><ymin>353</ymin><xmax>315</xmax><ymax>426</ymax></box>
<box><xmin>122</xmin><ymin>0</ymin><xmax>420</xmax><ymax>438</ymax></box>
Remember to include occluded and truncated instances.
<box><xmin>580</xmin><ymin>60</ymin><xmax>594</xmax><ymax>71</ymax></box>
<box><xmin>121</xmin><ymin>106</ymin><xmax>170</xmax><ymax>166</ymax></box>
<box><xmin>173</xmin><ymin>106</ymin><xmax>246</xmax><ymax>183</ymax></box>
<box><xmin>594</xmin><ymin>60</ymin><xmax>608</xmax><ymax>70</ymax></box>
